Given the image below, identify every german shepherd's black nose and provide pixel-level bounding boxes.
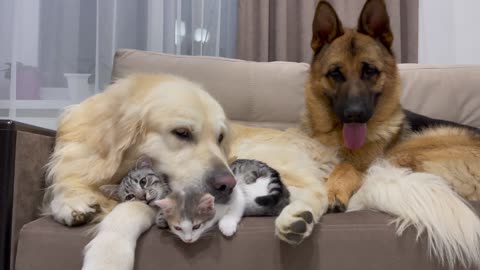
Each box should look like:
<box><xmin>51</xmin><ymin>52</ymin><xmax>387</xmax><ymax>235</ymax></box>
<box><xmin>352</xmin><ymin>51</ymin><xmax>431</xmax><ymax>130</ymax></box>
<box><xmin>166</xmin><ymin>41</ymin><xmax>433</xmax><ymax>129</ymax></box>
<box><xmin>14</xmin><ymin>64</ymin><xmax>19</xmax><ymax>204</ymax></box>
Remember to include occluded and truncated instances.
<box><xmin>344</xmin><ymin>103</ymin><xmax>368</xmax><ymax>123</ymax></box>
<box><xmin>336</xmin><ymin>94</ymin><xmax>374</xmax><ymax>124</ymax></box>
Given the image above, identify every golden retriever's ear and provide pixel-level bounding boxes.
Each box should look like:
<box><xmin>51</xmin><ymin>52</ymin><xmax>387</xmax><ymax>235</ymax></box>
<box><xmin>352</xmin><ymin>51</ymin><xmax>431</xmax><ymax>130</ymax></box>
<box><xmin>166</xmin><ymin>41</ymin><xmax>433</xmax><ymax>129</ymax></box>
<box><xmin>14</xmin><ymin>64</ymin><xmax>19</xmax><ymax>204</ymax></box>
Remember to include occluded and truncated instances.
<box><xmin>91</xmin><ymin>105</ymin><xmax>146</xmax><ymax>161</ymax></box>
<box><xmin>357</xmin><ymin>0</ymin><xmax>393</xmax><ymax>49</ymax></box>
<box><xmin>311</xmin><ymin>1</ymin><xmax>344</xmax><ymax>53</ymax></box>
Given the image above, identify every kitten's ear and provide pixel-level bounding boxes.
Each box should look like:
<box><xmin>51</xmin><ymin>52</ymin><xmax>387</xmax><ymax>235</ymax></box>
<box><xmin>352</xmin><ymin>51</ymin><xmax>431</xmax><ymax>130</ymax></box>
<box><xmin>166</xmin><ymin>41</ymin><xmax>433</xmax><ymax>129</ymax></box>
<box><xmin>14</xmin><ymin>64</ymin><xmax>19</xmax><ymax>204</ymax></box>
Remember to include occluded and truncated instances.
<box><xmin>154</xmin><ymin>198</ymin><xmax>175</xmax><ymax>216</ymax></box>
<box><xmin>136</xmin><ymin>155</ymin><xmax>153</xmax><ymax>169</ymax></box>
<box><xmin>357</xmin><ymin>0</ymin><xmax>393</xmax><ymax>49</ymax></box>
<box><xmin>198</xmin><ymin>194</ymin><xmax>215</xmax><ymax>214</ymax></box>
<box><xmin>311</xmin><ymin>1</ymin><xmax>344</xmax><ymax>53</ymax></box>
<box><xmin>99</xmin><ymin>185</ymin><xmax>119</xmax><ymax>200</ymax></box>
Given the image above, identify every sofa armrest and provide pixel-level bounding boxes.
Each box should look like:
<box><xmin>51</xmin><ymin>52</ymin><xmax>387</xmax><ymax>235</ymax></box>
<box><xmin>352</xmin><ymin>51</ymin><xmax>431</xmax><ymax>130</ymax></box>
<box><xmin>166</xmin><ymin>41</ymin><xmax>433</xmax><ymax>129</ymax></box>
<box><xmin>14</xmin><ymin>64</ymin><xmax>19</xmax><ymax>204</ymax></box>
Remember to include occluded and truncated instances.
<box><xmin>0</xmin><ymin>120</ymin><xmax>56</xmax><ymax>270</ymax></box>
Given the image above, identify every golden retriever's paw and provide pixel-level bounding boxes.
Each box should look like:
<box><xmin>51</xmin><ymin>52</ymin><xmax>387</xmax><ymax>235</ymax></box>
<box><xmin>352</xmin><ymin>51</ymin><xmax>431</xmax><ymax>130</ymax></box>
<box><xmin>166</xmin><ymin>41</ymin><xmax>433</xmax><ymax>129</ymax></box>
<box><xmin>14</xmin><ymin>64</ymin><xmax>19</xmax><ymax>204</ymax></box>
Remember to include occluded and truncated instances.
<box><xmin>327</xmin><ymin>190</ymin><xmax>348</xmax><ymax>213</ymax></box>
<box><xmin>50</xmin><ymin>195</ymin><xmax>99</xmax><ymax>226</ymax></box>
<box><xmin>275</xmin><ymin>201</ymin><xmax>315</xmax><ymax>245</ymax></box>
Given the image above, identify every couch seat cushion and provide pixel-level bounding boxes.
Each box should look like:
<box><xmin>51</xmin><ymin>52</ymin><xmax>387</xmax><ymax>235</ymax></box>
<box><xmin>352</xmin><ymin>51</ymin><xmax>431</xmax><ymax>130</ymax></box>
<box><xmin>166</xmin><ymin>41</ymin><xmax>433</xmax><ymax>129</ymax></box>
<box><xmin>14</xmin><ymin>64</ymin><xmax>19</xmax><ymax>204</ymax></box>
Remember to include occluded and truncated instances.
<box><xmin>15</xmin><ymin>202</ymin><xmax>480</xmax><ymax>270</ymax></box>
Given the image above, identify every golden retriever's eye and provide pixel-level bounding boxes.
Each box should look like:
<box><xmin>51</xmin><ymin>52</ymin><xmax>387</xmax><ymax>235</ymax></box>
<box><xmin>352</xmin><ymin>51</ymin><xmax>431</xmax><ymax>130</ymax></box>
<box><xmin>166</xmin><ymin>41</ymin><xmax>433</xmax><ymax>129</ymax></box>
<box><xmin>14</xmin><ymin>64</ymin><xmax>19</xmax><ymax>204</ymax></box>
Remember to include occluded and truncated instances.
<box><xmin>172</xmin><ymin>128</ymin><xmax>192</xmax><ymax>141</ymax></box>
<box><xmin>218</xmin><ymin>133</ymin><xmax>224</xmax><ymax>144</ymax></box>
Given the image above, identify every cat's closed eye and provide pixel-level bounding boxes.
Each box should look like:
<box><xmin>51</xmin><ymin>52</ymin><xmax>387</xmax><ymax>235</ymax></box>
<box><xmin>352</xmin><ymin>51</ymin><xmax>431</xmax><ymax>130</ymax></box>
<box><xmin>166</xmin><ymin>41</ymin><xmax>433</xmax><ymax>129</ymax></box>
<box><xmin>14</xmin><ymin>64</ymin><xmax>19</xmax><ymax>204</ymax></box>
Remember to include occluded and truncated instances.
<box><xmin>125</xmin><ymin>194</ymin><xmax>135</xmax><ymax>201</ymax></box>
<box><xmin>192</xmin><ymin>224</ymin><xmax>201</xmax><ymax>230</ymax></box>
<box><xmin>173</xmin><ymin>226</ymin><xmax>182</xmax><ymax>231</ymax></box>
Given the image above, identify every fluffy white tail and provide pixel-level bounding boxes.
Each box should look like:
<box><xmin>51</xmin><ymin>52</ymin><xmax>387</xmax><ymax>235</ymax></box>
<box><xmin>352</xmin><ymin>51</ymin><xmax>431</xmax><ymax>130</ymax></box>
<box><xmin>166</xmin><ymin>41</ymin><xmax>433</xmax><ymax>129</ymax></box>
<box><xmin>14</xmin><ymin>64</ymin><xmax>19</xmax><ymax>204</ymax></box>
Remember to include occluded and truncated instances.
<box><xmin>348</xmin><ymin>160</ymin><xmax>480</xmax><ymax>269</ymax></box>
<box><xmin>82</xmin><ymin>202</ymin><xmax>155</xmax><ymax>270</ymax></box>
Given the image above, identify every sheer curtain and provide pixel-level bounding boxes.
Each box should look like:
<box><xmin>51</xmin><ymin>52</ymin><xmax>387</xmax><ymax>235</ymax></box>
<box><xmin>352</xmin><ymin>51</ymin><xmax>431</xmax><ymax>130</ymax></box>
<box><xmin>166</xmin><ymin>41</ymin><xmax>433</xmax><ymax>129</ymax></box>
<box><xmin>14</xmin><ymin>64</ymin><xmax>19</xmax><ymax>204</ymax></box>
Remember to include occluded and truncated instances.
<box><xmin>236</xmin><ymin>0</ymin><xmax>418</xmax><ymax>63</ymax></box>
<box><xmin>0</xmin><ymin>0</ymin><xmax>237</xmax><ymax>129</ymax></box>
<box><xmin>419</xmin><ymin>0</ymin><xmax>480</xmax><ymax>64</ymax></box>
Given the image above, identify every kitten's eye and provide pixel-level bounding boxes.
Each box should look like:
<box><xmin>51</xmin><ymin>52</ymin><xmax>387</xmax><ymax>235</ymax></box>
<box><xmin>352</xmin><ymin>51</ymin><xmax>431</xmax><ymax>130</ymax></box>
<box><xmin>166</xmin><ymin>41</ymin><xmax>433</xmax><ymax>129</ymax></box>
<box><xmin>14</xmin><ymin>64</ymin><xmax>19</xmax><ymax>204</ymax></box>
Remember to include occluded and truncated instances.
<box><xmin>125</xmin><ymin>194</ymin><xmax>135</xmax><ymax>201</ymax></box>
<box><xmin>174</xmin><ymin>226</ymin><xmax>182</xmax><ymax>231</ymax></box>
<box><xmin>192</xmin><ymin>224</ymin><xmax>201</xmax><ymax>230</ymax></box>
<box><xmin>139</xmin><ymin>178</ymin><xmax>147</xmax><ymax>188</ymax></box>
<box><xmin>218</xmin><ymin>133</ymin><xmax>224</xmax><ymax>144</ymax></box>
<box><xmin>172</xmin><ymin>128</ymin><xmax>192</xmax><ymax>141</ymax></box>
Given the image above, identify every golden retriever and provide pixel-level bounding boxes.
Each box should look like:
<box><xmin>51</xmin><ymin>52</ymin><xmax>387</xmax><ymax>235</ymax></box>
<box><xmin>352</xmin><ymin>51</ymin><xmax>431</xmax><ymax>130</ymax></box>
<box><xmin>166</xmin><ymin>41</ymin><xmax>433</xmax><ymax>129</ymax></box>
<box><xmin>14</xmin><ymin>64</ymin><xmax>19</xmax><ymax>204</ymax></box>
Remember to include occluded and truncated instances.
<box><xmin>44</xmin><ymin>73</ymin><xmax>236</xmax><ymax>226</ymax></box>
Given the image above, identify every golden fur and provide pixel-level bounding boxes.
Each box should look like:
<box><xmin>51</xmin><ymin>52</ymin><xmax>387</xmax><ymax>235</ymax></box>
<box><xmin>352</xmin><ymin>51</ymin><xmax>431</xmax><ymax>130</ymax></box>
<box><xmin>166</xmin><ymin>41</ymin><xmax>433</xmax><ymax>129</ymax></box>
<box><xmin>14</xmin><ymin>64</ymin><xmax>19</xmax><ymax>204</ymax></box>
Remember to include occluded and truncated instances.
<box><xmin>388</xmin><ymin>127</ymin><xmax>480</xmax><ymax>200</ymax></box>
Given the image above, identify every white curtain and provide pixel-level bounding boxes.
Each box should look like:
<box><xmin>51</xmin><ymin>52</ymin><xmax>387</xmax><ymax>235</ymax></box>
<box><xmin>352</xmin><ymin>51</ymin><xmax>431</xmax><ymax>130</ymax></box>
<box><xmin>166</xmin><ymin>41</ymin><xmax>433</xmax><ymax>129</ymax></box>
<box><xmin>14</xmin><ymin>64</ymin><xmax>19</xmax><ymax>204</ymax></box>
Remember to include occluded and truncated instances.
<box><xmin>419</xmin><ymin>0</ymin><xmax>480</xmax><ymax>64</ymax></box>
<box><xmin>0</xmin><ymin>0</ymin><xmax>237</xmax><ymax>129</ymax></box>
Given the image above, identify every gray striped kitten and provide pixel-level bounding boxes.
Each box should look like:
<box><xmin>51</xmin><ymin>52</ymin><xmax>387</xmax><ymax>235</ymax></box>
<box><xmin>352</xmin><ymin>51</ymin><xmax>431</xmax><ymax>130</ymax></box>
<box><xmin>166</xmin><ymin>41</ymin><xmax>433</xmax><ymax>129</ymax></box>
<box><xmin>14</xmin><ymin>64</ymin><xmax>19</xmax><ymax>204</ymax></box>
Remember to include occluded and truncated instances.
<box><xmin>100</xmin><ymin>155</ymin><xmax>170</xmax><ymax>204</ymax></box>
<box><xmin>230</xmin><ymin>159</ymin><xmax>290</xmax><ymax>216</ymax></box>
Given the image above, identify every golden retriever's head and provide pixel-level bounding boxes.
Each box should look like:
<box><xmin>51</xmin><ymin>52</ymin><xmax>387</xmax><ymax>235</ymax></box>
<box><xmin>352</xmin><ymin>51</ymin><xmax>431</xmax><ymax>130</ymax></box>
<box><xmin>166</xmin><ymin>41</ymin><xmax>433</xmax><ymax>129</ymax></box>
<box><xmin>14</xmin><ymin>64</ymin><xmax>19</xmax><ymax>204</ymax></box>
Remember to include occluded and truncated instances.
<box><xmin>111</xmin><ymin>74</ymin><xmax>236</xmax><ymax>202</ymax></box>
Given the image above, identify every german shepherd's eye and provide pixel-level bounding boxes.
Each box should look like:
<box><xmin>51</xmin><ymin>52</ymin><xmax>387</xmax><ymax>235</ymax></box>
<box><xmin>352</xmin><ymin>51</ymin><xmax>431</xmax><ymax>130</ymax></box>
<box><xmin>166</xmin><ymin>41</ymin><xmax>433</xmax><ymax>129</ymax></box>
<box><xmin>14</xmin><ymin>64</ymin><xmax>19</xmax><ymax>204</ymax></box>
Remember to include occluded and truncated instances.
<box><xmin>172</xmin><ymin>128</ymin><xmax>193</xmax><ymax>141</ymax></box>
<box><xmin>362</xmin><ymin>63</ymin><xmax>379</xmax><ymax>80</ymax></box>
<box><xmin>326</xmin><ymin>67</ymin><xmax>345</xmax><ymax>82</ymax></box>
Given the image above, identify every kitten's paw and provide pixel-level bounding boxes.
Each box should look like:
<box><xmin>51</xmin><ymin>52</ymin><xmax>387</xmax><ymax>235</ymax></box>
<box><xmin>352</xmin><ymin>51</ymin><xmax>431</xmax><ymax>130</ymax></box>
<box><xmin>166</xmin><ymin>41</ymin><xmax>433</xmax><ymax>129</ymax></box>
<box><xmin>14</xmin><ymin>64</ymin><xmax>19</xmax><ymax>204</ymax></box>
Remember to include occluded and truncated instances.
<box><xmin>155</xmin><ymin>214</ymin><xmax>169</xmax><ymax>229</ymax></box>
<box><xmin>50</xmin><ymin>194</ymin><xmax>99</xmax><ymax>226</ymax></box>
<box><xmin>219</xmin><ymin>218</ymin><xmax>238</xmax><ymax>237</ymax></box>
<box><xmin>275</xmin><ymin>201</ymin><xmax>315</xmax><ymax>245</ymax></box>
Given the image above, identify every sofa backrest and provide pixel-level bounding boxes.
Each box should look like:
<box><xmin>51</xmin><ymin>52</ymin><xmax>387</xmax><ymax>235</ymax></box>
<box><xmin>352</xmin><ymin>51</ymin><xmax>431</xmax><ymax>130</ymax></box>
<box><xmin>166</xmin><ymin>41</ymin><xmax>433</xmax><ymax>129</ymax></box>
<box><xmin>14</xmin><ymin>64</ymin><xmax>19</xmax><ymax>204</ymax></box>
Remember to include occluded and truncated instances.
<box><xmin>112</xmin><ymin>49</ymin><xmax>480</xmax><ymax>129</ymax></box>
<box><xmin>399</xmin><ymin>64</ymin><xmax>480</xmax><ymax>128</ymax></box>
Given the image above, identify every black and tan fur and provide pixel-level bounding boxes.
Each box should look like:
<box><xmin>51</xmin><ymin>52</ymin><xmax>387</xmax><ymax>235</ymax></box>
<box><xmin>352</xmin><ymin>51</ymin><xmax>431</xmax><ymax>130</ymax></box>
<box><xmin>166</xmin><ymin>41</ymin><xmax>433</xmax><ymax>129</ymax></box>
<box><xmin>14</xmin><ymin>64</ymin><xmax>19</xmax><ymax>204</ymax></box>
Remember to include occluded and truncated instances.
<box><xmin>302</xmin><ymin>0</ymin><xmax>480</xmax><ymax>210</ymax></box>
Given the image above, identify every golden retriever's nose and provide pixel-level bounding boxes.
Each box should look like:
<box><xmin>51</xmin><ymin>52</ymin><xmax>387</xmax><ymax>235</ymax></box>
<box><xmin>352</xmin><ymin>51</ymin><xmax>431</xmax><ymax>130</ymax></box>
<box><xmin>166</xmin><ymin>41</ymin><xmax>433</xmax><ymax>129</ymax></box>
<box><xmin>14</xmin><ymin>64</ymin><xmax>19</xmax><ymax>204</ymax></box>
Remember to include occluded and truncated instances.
<box><xmin>213</xmin><ymin>173</ymin><xmax>236</xmax><ymax>192</ymax></box>
<box><xmin>206</xmin><ymin>166</ymin><xmax>237</xmax><ymax>203</ymax></box>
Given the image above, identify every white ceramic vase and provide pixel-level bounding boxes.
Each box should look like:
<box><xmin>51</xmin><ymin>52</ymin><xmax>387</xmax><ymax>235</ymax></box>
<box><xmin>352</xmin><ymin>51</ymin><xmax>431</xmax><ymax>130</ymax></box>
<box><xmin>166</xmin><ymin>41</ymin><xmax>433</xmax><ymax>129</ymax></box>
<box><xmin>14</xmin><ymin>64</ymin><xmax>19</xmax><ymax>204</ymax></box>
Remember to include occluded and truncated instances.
<box><xmin>64</xmin><ymin>73</ymin><xmax>91</xmax><ymax>102</ymax></box>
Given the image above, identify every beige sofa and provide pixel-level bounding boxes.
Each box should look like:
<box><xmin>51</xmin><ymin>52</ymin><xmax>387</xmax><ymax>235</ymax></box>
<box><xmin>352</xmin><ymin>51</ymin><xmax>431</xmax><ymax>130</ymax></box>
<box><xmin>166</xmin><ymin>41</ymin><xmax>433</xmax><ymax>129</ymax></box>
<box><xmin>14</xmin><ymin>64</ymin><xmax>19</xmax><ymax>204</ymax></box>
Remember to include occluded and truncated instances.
<box><xmin>5</xmin><ymin>49</ymin><xmax>480</xmax><ymax>270</ymax></box>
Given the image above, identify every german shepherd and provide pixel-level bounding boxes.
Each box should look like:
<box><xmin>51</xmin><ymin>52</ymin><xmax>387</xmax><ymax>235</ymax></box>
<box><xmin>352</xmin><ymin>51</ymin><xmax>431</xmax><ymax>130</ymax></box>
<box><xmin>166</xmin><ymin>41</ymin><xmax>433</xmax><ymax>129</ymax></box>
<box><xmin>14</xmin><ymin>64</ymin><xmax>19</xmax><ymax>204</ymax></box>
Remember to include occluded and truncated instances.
<box><xmin>302</xmin><ymin>0</ymin><xmax>480</xmax><ymax>211</ymax></box>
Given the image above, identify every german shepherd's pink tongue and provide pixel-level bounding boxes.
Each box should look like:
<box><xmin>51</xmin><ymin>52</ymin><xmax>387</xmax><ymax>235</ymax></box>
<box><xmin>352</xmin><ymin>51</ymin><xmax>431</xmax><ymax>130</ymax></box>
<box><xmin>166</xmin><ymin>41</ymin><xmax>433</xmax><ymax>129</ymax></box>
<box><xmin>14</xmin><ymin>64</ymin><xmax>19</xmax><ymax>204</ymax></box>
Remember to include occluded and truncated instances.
<box><xmin>343</xmin><ymin>123</ymin><xmax>367</xmax><ymax>150</ymax></box>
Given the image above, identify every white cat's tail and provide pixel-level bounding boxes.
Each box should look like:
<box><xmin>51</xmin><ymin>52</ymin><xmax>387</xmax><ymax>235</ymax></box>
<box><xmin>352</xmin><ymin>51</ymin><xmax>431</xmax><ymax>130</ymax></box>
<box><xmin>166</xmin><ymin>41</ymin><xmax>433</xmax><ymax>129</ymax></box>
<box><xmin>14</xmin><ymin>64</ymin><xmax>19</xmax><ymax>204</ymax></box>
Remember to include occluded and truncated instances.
<box><xmin>82</xmin><ymin>201</ymin><xmax>155</xmax><ymax>270</ymax></box>
<box><xmin>348</xmin><ymin>160</ymin><xmax>480</xmax><ymax>269</ymax></box>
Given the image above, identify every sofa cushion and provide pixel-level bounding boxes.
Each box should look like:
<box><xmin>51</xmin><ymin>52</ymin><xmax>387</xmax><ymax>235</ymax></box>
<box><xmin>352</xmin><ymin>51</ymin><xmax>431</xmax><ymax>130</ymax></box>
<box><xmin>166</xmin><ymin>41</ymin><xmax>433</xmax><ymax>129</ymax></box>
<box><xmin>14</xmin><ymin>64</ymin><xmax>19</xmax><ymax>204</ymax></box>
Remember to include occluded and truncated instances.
<box><xmin>112</xmin><ymin>49</ymin><xmax>309</xmax><ymax>129</ymax></box>
<box><xmin>15</xmin><ymin>202</ymin><xmax>480</xmax><ymax>270</ymax></box>
<box><xmin>399</xmin><ymin>64</ymin><xmax>480</xmax><ymax>128</ymax></box>
<box><xmin>112</xmin><ymin>50</ymin><xmax>480</xmax><ymax>129</ymax></box>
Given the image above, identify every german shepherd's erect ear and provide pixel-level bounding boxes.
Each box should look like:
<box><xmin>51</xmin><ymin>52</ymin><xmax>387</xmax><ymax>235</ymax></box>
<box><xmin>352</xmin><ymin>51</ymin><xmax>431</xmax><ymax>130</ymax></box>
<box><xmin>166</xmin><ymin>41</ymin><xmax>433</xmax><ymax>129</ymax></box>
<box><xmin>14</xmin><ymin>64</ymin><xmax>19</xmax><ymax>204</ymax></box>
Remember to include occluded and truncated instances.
<box><xmin>311</xmin><ymin>1</ymin><xmax>344</xmax><ymax>54</ymax></box>
<box><xmin>357</xmin><ymin>0</ymin><xmax>393</xmax><ymax>51</ymax></box>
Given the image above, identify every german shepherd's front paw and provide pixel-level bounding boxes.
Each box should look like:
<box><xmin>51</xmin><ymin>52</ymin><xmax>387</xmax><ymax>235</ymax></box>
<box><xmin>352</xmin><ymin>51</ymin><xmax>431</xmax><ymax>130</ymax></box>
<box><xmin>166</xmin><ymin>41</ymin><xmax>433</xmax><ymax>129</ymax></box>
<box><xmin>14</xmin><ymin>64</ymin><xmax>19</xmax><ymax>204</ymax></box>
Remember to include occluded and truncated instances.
<box><xmin>327</xmin><ymin>191</ymin><xmax>349</xmax><ymax>213</ymax></box>
<box><xmin>275</xmin><ymin>201</ymin><xmax>315</xmax><ymax>245</ymax></box>
<box><xmin>326</xmin><ymin>163</ymin><xmax>363</xmax><ymax>213</ymax></box>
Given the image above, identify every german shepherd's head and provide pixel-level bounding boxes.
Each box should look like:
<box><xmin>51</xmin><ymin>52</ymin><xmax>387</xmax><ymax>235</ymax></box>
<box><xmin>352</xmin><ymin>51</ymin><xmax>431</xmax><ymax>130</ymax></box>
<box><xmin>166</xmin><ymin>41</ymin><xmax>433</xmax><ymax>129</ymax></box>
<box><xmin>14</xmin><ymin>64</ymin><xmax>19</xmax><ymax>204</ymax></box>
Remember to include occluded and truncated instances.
<box><xmin>305</xmin><ymin>0</ymin><xmax>402</xmax><ymax>150</ymax></box>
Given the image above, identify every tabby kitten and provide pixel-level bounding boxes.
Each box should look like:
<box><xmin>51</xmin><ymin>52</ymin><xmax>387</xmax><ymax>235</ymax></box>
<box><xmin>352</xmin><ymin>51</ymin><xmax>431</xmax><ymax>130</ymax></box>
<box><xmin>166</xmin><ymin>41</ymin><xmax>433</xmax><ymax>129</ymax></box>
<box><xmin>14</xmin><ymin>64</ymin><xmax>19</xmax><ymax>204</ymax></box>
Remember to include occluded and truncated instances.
<box><xmin>230</xmin><ymin>159</ymin><xmax>290</xmax><ymax>216</ymax></box>
<box><xmin>100</xmin><ymin>155</ymin><xmax>170</xmax><ymax>205</ymax></box>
